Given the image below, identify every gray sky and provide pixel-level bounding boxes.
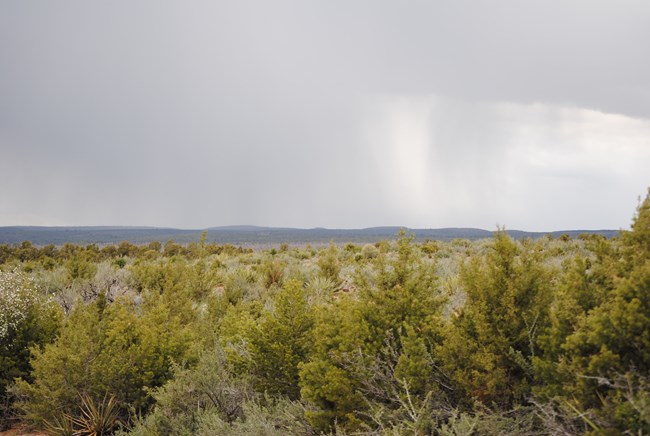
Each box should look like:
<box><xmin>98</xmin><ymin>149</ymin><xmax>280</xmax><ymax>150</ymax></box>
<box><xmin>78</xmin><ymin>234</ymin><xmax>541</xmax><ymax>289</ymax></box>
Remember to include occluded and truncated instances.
<box><xmin>1</xmin><ymin>1</ymin><xmax>649</xmax><ymax>231</ymax></box>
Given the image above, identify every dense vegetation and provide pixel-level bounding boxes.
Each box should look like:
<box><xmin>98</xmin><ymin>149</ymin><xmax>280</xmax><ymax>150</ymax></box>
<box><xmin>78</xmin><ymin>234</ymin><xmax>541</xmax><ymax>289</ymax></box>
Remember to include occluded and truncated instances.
<box><xmin>1</xmin><ymin>191</ymin><xmax>649</xmax><ymax>435</ymax></box>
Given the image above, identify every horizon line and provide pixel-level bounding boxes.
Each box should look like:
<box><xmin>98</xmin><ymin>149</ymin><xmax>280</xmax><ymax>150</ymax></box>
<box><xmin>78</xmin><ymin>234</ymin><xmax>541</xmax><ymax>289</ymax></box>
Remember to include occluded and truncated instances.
<box><xmin>0</xmin><ymin>224</ymin><xmax>621</xmax><ymax>233</ymax></box>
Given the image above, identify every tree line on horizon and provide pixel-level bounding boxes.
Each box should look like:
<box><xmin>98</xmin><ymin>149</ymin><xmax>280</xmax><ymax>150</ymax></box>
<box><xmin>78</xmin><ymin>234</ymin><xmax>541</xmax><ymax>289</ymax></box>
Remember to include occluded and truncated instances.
<box><xmin>1</xmin><ymin>190</ymin><xmax>649</xmax><ymax>435</ymax></box>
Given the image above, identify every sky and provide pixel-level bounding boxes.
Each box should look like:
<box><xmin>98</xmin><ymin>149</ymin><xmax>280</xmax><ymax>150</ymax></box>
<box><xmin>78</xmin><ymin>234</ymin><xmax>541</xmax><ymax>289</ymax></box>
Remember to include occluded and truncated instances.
<box><xmin>1</xmin><ymin>1</ymin><xmax>649</xmax><ymax>231</ymax></box>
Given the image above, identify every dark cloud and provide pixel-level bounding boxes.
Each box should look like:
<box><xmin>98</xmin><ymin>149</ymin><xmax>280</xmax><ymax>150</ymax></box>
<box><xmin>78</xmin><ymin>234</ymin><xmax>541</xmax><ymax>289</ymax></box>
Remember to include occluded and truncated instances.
<box><xmin>0</xmin><ymin>1</ymin><xmax>648</xmax><ymax>230</ymax></box>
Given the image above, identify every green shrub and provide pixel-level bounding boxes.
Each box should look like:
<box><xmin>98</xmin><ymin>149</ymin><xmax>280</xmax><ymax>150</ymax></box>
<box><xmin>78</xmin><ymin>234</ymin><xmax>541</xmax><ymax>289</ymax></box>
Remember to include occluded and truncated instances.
<box><xmin>12</xmin><ymin>293</ymin><xmax>195</xmax><ymax>429</ymax></box>
<box><xmin>300</xmin><ymin>233</ymin><xmax>446</xmax><ymax>432</ymax></box>
<box><xmin>439</xmin><ymin>232</ymin><xmax>552</xmax><ymax>408</ymax></box>
<box><xmin>317</xmin><ymin>244</ymin><xmax>340</xmax><ymax>283</ymax></box>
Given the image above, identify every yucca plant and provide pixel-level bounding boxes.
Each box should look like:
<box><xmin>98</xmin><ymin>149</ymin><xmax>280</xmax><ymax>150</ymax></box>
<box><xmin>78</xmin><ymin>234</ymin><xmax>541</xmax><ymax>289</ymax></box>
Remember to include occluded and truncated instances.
<box><xmin>68</xmin><ymin>393</ymin><xmax>122</xmax><ymax>436</ymax></box>
<box><xmin>44</xmin><ymin>412</ymin><xmax>75</xmax><ymax>436</ymax></box>
<box><xmin>305</xmin><ymin>276</ymin><xmax>337</xmax><ymax>302</ymax></box>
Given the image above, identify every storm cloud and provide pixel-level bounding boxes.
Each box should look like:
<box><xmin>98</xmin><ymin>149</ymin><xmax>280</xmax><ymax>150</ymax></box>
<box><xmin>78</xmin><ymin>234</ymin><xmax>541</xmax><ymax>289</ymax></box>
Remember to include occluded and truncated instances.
<box><xmin>1</xmin><ymin>1</ymin><xmax>649</xmax><ymax>230</ymax></box>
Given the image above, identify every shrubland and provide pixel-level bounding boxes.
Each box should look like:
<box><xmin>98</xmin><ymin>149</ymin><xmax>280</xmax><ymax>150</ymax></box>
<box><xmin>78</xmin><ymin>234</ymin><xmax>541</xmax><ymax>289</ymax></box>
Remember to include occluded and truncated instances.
<box><xmin>1</xmin><ymin>191</ymin><xmax>649</xmax><ymax>434</ymax></box>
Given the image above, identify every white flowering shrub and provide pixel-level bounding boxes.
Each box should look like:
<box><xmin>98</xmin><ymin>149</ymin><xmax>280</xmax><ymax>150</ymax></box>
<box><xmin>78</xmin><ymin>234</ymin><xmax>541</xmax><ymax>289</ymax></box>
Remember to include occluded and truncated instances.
<box><xmin>1</xmin><ymin>268</ymin><xmax>60</xmax><ymax>427</ymax></box>
<box><xmin>0</xmin><ymin>270</ymin><xmax>39</xmax><ymax>339</ymax></box>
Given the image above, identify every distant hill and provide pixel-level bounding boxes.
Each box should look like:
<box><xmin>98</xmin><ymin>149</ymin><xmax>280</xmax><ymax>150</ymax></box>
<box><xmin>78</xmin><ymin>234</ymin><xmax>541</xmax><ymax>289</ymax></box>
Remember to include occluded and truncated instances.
<box><xmin>0</xmin><ymin>226</ymin><xmax>619</xmax><ymax>246</ymax></box>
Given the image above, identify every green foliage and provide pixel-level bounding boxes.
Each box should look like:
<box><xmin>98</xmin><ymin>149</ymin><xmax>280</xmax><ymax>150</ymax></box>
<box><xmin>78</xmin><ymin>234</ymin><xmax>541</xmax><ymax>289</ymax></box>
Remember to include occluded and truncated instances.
<box><xmin>394</xmin><ymin>326</ymin><xmax>433</xmax><ymax>395</ymax></box>
<box><xmin>65</xmin><ymin>257</ymin><xmax>97</xmax><ymax>282</ymax></box>
<box><xmin>440</xmin><ymin>232</ymin><xmax>552</xmax><ymax>407</ymax></box>
<box><xmin>300</xmin><ymin>232</ymin><xmax>446</xmax><ymax>432</ymax></box>
<box><xmin>262</xmin><ymin>257</ymin><xmax>285</xmax><ymax>289</ymax></box>
<box><xmin>128</xmin><ymin>258</ymin><xmax>186</xmax><ymax>294</ymax></box>
<box><xmin>187</xmin><ymin>258</ymin><xmax>222</xmax><ymax>299</ymax></box>
<box><xmin>317</xmin><ymin>243</ymin><xmax>341</xmax><ymax>283</ymax></box>
<box><xmin>621</xmin><ymin>188</ymin><xmax>650</xmax><ymax>267</ymax></box>
<box><xmin>3</xmin><ymin>191</ymin><xmax>650</xmax><ymax>434</ymax></box>
<box><xmin>420</xmin><ymin>240</ymin><xmax>439</xmax><ymax>256</ymax></box>
<box><xmin>357</xmin><ymin>232</ymin><xmax>444</xmax><ymax>349</ymax></box>
<box><xmin>530</xmin><ymin>190</ymin><xmax>650</xmax><ymax>434</ymax></box>
<box><xmin>246</xmin><ymin>280</ymin><xmax>314</xmax><ymax>399</ymax></box>
<box><xmin>128</xmin><ymin>346</ymin><xmax>310</xmax><ymax>436</ymax></box>
<box><xmin>195</xmin><ymin>397</ymin><xmax>310</xmax><ymax>436</ymax></box>
<box><xmin>127</xmin><ymin>346</ymin><xmax>249</xmax><ymax>435</ymax></box>
<box><xmin>13</xmin><ymin>294</ymin><xmax>195</xmax><ymax>427</ymax></box>
<box><xmin>555</xmin><ymin>191</ymin><xmax>650</xmax><ymax>433</ymax></box>
<box><xmin>436</xmin><ymin>407</ymin><xmax>539</xmax><ymax>436</ymax></box>
<box><xmin>299</xmin><ymin>354</ymin><xmax>363</xmax><ymax>431</ymax></box>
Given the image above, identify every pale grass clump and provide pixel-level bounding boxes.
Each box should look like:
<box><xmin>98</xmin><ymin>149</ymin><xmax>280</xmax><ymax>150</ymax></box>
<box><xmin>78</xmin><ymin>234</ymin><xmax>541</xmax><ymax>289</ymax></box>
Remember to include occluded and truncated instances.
<box><xmin>361</xmin><ymin>243</ymin><xmax>379</xmax><ymax>260</ymax></box>
<box><xmin>305</xmin><ymin>276</ymin><xmax>338</xmax><ymax>303</ymax></box>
